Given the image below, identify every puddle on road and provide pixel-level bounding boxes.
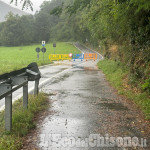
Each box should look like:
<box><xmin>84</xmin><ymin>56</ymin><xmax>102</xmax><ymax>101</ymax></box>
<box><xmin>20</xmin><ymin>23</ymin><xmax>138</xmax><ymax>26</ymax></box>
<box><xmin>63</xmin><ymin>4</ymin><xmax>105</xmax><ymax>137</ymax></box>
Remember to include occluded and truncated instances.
<box><xmin>120</xmin><ymin>126</ymin><xmax>143</xmax><ymax>137</ymax></box>
<box><xmin>50</xmin><ymin>73</ymin><xmax>71</xmax><ymax>84</ymax></box>
<box><xmin>53</xmin><ymin>62</ymin><xmax>73</xmax><ymax>66</ymax></box>
<box><xmin>45</xmin><ymin>93</ymin><xmax>56</xmax><ymax>96</ymax></box>
<box><xmin>97</xmin><ymin>102</ymin><xmax>128</xmax><ymax>111</ymax></box>
<box><xmin>100</xmin><ymin>98</ymin><xmax>113</xmax><ymax>102</ymax></box>
<box><xmin>41</xmin><ymin>68</ymin><xmax>68</xmax><ymax>78</ymax></box>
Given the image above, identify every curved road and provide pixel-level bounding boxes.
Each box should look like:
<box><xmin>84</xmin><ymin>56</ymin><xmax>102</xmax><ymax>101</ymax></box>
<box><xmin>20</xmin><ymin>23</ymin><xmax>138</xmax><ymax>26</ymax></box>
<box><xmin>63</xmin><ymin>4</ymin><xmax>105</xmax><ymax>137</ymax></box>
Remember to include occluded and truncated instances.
<box><xmin>22</xmin><ymin>43</ymin><xmax>149</xmax><ymax>150</ymax></box>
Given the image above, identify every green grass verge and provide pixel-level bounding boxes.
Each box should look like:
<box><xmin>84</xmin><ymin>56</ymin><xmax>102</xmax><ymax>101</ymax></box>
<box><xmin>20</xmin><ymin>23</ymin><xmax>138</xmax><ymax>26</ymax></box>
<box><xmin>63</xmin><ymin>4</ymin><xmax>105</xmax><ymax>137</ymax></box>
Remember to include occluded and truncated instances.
<box><xmin>0</xmin><ymin>93</ymin><xmax>48</xmax><ymax>150</ymax></box>
<box><xmin>98</xmin><ymin>59</ymin><xmax>150</xmax><ymax>119</ymax></box>
<box><xmin>0</xmin><ymin>42</ymin><xmax>81</xmax><ymax>74</ymax></box>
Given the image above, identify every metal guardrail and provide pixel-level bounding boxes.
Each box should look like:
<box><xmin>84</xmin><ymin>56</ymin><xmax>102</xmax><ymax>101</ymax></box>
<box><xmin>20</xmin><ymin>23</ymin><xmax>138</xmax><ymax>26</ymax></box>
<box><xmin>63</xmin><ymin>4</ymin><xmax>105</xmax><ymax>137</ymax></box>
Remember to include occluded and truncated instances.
<box><xmin>0</xmin><ymin>62</ymin><xmax>41</xmax><ymax>131</ymax></box>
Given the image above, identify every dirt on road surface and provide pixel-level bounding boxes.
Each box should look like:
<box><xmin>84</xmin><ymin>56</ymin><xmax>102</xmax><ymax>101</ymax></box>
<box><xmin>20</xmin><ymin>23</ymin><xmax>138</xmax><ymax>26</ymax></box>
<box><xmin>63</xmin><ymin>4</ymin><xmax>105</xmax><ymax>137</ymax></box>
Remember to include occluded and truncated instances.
<box><xmin>21</xmin><ymin>44</ymin><xmax>150</xmax><ymax>150</ymax></box>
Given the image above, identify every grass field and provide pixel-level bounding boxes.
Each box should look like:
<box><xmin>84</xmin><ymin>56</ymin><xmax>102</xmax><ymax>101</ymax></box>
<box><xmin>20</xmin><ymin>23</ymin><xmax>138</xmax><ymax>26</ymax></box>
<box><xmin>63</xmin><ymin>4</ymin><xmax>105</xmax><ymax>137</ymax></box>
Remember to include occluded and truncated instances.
<box><xmin>0</xmin><ymin>42</ymin><xmax>81</xmax><ymax>74</ymax></box>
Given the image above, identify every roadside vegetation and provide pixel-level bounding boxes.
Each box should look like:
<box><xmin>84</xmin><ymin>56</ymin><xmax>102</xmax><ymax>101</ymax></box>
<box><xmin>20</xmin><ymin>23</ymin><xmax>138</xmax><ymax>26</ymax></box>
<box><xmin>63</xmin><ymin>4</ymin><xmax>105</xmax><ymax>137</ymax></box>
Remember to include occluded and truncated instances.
<box><xmin>0</xmin><ymin>93</ymin><xmax>48</xmax><ymax>150</ymax></box>
<box><xmin>0</xmin><ymin>42</ymin><xmax>80</xmax><ymax>74</ymax></box>
<box><xmin>98</xmin><ymin>60</ymin><xmax>150</xmax><ymax>120</ymax></box>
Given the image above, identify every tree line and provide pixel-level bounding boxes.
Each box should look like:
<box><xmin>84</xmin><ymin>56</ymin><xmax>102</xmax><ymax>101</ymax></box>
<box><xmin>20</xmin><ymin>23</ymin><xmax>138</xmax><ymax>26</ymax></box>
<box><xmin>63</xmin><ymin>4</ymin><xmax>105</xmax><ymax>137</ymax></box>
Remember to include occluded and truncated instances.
<box><xmin>0</xmin><ymin>1</ymin><xmax>58</xmax><ymax>46</ymax></box>
<box><xmin>0</xmin><ymin>0</ymin><xmax>84</xmax><ymax>46</ymax></box>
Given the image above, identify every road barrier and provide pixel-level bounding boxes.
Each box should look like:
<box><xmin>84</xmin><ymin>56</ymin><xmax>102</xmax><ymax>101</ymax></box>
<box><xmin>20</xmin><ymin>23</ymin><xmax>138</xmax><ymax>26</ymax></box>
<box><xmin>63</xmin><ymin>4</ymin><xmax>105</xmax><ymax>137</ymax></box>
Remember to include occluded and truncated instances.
<box><xmin>72</xmin><ymin>54</ymin><xmax>84</xmax><ymax>61</ymax></box>
<box><xmin>84</xmin><ymin>53</ymin><xmax>97</xmax><ymax>61</ymax></box>
<box><xmin>0</xmin><ymin>62</ymin><xmax>41</xmax><ymax>131</ymax></box>
<box><xmin>61</xmin><ymin>54</ymin><xmax>72</xmax><ymax>61</ymax></box>
<box><xmin>49</xmin><ymin>54</ymin><xmax>72</xmax><ymax>61</ymax></box>
<box><xmin>49</xmin><ymin>53</ymin><xmax>98</xmax><ymax>61</ymax></box>
<box><xmin>49</xmin><ymin>54</ymin><xmax>61</xmax><ymax>61</ymax></box>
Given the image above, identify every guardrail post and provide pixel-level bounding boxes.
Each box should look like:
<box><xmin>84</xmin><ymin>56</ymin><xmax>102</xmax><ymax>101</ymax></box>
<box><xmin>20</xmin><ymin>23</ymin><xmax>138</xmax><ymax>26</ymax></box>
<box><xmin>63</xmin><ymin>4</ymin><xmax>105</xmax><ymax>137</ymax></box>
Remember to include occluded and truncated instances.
<box><xmin>23</xmin><ymin>83</ymin><xmax>28</xmax><ymax>109</ymax></box>
<box><xmin>34</xmin><ymin>78</ymin><xmax>39</xmax><ymax>96</ymax></box>
<box><xmin>11</xmin><ymin>76</ymin><xmax>28</xmax><ymax>109</ymax></box>
<box><xmin>5</xmin><ymin>93</ymin><xmax>12</xmax><ymax>131</ymax></box>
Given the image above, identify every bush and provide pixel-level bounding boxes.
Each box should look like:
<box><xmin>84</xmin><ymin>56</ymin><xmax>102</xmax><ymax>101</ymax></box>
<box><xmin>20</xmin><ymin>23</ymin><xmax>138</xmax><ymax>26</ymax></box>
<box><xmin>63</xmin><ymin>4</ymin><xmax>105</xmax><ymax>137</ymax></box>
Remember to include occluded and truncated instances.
<box><xmin>142</xmin><ymin>79</ymin><xmax>150</xmax><ymax>93</ymax></box>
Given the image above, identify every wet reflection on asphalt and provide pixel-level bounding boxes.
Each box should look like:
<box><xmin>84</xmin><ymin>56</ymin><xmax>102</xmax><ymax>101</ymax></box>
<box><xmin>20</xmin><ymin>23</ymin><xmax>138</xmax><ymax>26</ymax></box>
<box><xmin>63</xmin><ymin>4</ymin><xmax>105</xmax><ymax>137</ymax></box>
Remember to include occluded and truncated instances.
<box><xmin>36</xmin><ymin>59</ymin><xmax>149</xmax><ymax>150</ymax></box>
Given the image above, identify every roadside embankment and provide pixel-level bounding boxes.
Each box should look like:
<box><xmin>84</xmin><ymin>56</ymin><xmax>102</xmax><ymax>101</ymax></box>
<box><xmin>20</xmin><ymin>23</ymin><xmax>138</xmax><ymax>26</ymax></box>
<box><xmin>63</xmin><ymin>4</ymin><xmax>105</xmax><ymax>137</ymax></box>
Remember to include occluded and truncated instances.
<box><xmin>97</xmin><ymin>59</ymin><xmax>150</xmax><ymax>120</ymax></box>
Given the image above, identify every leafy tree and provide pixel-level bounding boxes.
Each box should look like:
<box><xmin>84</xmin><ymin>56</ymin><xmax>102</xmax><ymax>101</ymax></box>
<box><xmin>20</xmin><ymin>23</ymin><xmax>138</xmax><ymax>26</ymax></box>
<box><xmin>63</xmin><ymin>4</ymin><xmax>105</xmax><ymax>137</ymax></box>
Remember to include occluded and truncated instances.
<box><xmin>10</xmin><ymin>0</ymin><xmax>33</xmax><ymax>11</ymax></box>
<box><xmin>18</xmin><ymin>15</ymin><xmax>35</xmax><ymax>44</ymax></box>
<box><xmin>0</xmin><ymin>13</ymin><xmax>35</xmax><ymax>46</ymax></box>
<box><xmin>33</xmin><ymin>0</ymin><xmax>62</xmax><ymax>42</ymax></box>
<box><xmin>0</xmin><ymin>13</ymin><xmax>24</xmax><ymax>46</ymax></box>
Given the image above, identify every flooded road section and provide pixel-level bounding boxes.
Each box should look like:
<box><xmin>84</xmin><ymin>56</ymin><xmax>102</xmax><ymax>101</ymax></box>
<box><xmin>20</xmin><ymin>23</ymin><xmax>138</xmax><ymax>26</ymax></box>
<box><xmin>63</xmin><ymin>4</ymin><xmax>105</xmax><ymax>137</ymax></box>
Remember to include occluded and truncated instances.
<box><xmin>32</xmin><ymin>59</ymin><xmax>149</xmax><ymax>150</ymax></box>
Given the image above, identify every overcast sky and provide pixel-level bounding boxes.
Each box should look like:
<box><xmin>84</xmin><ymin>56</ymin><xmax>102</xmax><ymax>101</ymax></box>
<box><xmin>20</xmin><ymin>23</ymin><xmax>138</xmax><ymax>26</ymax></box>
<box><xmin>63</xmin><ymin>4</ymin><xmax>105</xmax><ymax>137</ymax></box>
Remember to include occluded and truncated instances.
<box><xmin>1</xmin><ymin>0</ymin><xmax>50</xmax><ymax>14</ymax></box>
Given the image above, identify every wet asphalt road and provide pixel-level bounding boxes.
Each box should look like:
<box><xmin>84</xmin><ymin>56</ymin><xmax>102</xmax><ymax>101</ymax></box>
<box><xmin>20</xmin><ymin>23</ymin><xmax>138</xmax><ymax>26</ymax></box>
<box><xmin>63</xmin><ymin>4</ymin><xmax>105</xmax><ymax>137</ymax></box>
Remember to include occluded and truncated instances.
<box><xmin>29</xmin><ymin>44</ymin><xmax>149</xmax><ymax>150</ymax></box>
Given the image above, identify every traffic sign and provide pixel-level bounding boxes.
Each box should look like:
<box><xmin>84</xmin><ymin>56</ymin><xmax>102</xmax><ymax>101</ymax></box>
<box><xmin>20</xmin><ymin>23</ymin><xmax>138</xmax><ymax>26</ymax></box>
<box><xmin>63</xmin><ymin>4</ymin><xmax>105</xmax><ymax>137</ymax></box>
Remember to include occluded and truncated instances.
<box><xmin>42</xmin><ymin>41</ymin><xmax>45</xmax><ymax>47</ymax></box>
<box><xmin>41</xmin><ymin>47</ymin><xmax>46</xmax><ymax>53</ymax></box>
<box><xmin>36</xmin><ymin>47</ymin><xmax>40</xmax><ymax>53</ymax></box>
<box><xmin>53</xmin><ymin>43</ymin><xmax>56</xmax><ymax>47</ymax></box>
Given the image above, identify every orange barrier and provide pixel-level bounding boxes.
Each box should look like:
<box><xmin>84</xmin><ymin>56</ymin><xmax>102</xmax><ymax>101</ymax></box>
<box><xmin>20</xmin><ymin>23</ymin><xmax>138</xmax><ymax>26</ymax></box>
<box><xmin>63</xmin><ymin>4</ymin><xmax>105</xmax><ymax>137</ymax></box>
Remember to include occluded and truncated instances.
<box><xmin>84</xmin><ymin>53</ymin><xmax>97</xmax><ymax>60</ymax></box>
